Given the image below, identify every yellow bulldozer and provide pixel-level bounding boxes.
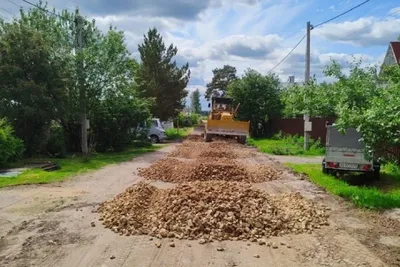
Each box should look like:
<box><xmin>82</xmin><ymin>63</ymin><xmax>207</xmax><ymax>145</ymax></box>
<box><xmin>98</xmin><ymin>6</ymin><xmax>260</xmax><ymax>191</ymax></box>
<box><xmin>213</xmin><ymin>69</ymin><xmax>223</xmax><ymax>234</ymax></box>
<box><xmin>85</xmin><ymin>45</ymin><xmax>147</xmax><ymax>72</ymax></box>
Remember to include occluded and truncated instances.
<box><xmin>203</xmin><ymin>97</ymin><xmax>249</xmax><ymax>144</ymax></box>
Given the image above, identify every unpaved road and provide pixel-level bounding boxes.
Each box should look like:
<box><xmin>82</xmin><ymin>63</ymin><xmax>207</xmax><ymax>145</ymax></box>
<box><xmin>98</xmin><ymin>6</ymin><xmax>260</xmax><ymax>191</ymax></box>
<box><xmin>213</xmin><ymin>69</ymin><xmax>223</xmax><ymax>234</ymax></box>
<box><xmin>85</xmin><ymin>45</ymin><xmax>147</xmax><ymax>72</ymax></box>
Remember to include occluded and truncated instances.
<box><xmin>0</xmin><ymin>139</ymin><xmax>400</xmax><ymax>267</ymax></box>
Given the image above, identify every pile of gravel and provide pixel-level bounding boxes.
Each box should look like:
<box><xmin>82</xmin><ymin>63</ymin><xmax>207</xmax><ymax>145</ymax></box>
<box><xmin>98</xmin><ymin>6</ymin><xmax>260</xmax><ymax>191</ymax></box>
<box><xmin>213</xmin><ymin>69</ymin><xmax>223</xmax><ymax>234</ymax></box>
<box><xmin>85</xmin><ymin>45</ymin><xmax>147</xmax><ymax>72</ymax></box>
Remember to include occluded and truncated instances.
<box><xmin>98</xmin><ymin>181</ymin><xmax>329</xmax><ymax>241</ymax></box>
<box><xmin>138</xmin><ymin>158</ymin><xmax>279</xmax><ymax>183</ymax></box>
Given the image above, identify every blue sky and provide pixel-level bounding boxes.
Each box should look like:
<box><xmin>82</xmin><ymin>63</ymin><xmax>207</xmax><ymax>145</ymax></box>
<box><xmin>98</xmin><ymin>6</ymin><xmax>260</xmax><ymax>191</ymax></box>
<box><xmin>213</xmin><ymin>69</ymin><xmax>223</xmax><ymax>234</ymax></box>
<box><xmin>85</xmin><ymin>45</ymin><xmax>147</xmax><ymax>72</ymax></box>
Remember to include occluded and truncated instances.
<box><xmin>1</xmin><ymin>0</ymin><xmax>400</xmax><ymax>110</ymax></box>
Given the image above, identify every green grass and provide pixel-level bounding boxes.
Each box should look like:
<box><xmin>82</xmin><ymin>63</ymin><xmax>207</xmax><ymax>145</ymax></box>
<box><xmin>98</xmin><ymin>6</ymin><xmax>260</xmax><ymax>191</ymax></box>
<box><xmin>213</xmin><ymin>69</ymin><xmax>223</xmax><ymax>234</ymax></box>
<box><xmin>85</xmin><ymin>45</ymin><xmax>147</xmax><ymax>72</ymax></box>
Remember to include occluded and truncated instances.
<box><xmin>165</xmin><ymin>127</ymin><xmax>194</xmax><ymax>140</ymax></box>
<box><xmin>0</xmin><ymin>145</ymin><xmax>164</xmax><ymax>188</ymax></box>
<box><xmin>286</xmin><ymin>163</ymin><xmax>400</xmax><ymax>209</ymax></box>
<box><xmin>247</xmin><ymin>135</ymin><xmax>325</xmax><ymax>156</ymax></box>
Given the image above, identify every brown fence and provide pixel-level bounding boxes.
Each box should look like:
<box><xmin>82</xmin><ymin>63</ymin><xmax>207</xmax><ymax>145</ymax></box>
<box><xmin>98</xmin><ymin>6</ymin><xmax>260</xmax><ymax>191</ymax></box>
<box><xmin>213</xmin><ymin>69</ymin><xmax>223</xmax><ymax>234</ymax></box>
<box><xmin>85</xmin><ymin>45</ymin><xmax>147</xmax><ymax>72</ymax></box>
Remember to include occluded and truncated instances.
<box><xmin>267</xmin><ymin>117</ymin><xmax>336</xmax><ymax>145</ymax></box>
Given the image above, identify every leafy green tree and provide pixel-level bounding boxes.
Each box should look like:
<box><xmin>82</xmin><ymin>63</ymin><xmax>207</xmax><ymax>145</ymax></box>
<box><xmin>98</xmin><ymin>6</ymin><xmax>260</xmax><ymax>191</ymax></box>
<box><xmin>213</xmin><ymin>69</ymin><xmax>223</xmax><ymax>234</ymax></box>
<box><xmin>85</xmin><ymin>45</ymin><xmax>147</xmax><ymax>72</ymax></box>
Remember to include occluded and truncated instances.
<box><xmin>205</xmin><ymin>65</ymin><xmax>237</xmax><ymax>100</ymax></box>
<box><xmin>227</xmin><ymin>69</ymin><xmax>282</xmax><ymax>136</ymax></box>
<box><xmin>0</xmin><ymin>3</ymin><xmax>151</xmax><ymax>155</ymax></box>
<box><xmin>0</xmin><ymin>20</ymin><xmax>70</xmax><ymax>155</ymax></box>
<box><xmin>135</xmin><ymin>28</ymin><xmax>190</xmax><ymax>120</ymax></box>
<box><xmin>190</xmin><ymin>89</ymin><xmax>202</xmax><ymax>114</ymax></box>
<box><xmin>281</xmin><ymin>79</ymin><xmax>337</xmax><ymax>118</ymax></box>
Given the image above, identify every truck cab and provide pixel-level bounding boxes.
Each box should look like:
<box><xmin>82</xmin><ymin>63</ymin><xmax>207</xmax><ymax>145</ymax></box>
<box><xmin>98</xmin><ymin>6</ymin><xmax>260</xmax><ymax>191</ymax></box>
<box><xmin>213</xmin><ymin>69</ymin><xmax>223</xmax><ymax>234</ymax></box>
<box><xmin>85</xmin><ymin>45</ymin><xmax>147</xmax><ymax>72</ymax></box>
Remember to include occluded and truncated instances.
<box><xmin>323</xmin><ymin>125</ymin><xmax>380</xmax><ymax>179</ymax></box>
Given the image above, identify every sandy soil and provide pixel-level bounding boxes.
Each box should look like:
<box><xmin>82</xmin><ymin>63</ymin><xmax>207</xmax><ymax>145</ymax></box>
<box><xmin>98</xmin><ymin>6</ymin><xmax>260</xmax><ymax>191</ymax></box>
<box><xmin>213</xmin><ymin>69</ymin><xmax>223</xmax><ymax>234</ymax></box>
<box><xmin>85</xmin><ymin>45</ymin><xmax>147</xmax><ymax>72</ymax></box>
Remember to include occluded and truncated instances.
<box><xmin>0</xmin><ymin>140</ymin><xmax>399</xmax><ymax>267</ymax></box>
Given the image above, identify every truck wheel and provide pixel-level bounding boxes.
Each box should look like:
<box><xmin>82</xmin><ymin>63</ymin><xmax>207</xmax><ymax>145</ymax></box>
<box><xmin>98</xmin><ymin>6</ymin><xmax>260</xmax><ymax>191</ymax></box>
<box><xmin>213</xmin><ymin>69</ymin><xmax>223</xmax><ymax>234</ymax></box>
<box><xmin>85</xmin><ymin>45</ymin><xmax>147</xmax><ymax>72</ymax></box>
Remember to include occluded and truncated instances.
<box><xmin>322</xmin><ymin>164</ymin><xmax>328</xmax><ymax>174</ymax></box>
<box><xmin>150</xmin><ymin>134</ymin><xmax>160</xmax><ymax>143</ymax></box>
<box><xmin>373</xmin><ymin>167</ymin><xmax>380</xmax><ymax>180</ymax></box>
<box><xmin>238</xmin><ymin>136</ymin><xmax>247</xmax><ymax>144</ymax></box>
<box><xmin>204</xmin><ymin>133</ymin><xmax>212</xmax><ymax>142</ymax></box>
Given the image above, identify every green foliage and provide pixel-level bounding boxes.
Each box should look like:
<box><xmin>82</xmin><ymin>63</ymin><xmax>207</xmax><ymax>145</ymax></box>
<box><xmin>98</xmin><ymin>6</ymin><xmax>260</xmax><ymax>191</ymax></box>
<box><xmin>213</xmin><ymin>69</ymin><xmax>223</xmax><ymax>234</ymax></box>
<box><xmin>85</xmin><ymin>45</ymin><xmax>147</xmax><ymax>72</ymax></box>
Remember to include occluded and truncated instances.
<box><xmin>227</xmin><ymin>69</ymin><xmax>282</xmax><ymax>137</ymax></box>
<box><xmin>205</xmin><ymin>65</ymin><xmax>237</xmax><ymax>100</ymax></box>
<box><xmin>165</xmin><ymin>127</ymin><xmax>193</xmax><ymax>140</ymax></box>
<box><xmin>287</xmin><ymin>163</ymin><xmax>400</xmax><ymax>209</ymax></box>
<box><xmin>90</xmin><ymin>93</ymin><xmax>152</xmax><ymax>152</ymax></box>
<box><xmin>0</xmin><ymin>145</ymin><xmax>162</xmax><ymax>188</ymax></box>
<box><xmin>281</xmin><ymin>59</ymin><xmax>399</xmax><ymax>164</ymax></box>
<box><xmin>281</xmin><ymin>80</ymin><xmax>336</xmax><ymax>118</ymax></box>
<box><xmin>0</xmin><ymin>4</ymin><xmax>151</xmax><ymax>157</ymax></box>
<box><xmin>326</xmin><ymin>62</ymin><xmax>399</xmax><ymax>163</ymax></box>
<box><xmin>175</xmin><ymin>113</ymin><xmax>200</xmax><ymax>127</ymax></box>
<box><xmin>248</xmin><ymin>135</ymin><xmax>324</xmax><ymax>156</ymax></box>
<box><xmin>191</xmin><ymin>89</ymin><xmax>202</xmax><ymax>114</ymax></box>
<box><xmin>135</xmin><ymin>28</ymin><xmax>190</xmax><ymax>120</ymax></box>
<box><xmin>0</xmin><ymin>16</ymin><xmax>70</xmax><ymax>155</ymax></box>
<box><xmin>0</xmin><ymin>119</ymin><xmax>24</xmax><ymax>165</ymax></box>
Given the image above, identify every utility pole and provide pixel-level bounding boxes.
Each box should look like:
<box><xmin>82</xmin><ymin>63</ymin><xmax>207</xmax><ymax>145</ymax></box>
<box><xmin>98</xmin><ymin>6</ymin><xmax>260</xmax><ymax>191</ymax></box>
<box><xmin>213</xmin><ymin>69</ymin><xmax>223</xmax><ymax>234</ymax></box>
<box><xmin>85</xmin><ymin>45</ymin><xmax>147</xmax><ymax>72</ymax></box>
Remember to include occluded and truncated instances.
<box><xmin>304</xmin><ymin>21</ymin><xmax>312</xmax><ymax>151</ymax></box>
<box><xmin>76</xmin><ymin>15</ymin><xmax>88</xmax><ymax>155</ymax></box>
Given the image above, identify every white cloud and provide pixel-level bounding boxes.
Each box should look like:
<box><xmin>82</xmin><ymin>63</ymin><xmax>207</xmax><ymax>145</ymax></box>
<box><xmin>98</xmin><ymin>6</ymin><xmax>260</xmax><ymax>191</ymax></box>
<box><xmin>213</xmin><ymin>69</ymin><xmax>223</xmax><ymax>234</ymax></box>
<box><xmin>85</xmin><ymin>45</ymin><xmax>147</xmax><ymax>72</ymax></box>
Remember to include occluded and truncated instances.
<box><xmin>328</xmin><ymin>5</ymin><xmax>335</xmax><ymax>10</ymax></box>
<box><xmin>313</xmin><ymin>16</ymin><xmax>400</xmax><ymax>46</ymax></box>
<box><xmin>389</xmin><ymin>7</ymin><xmax>400</xmax><ymax>16</ymax></box>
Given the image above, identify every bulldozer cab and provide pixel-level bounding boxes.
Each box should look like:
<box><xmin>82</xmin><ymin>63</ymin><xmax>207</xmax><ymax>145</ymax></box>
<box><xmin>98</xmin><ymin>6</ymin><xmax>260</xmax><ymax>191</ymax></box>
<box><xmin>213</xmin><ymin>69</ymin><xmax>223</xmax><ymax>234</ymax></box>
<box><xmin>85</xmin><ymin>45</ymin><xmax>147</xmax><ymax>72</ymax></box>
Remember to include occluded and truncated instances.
<box><xmin>212</xmin><ymin>97</ymin><xmax>233</xmax><ymax>113</ymax></box>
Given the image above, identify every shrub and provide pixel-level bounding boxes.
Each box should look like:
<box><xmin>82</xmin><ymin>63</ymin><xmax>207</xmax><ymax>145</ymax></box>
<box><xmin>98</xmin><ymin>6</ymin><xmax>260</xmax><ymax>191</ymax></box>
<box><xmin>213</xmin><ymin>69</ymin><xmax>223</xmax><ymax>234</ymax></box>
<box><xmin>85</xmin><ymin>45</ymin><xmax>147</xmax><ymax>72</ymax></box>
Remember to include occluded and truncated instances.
<box><xmin>90</xmin><ymin>95</ymin><xmax>151</xmax><ymax>152</ymax></box>
<box><xmin>0</xmin><ymin>119</ymin><xmax>24</xmax><ymax>165</ymax></box>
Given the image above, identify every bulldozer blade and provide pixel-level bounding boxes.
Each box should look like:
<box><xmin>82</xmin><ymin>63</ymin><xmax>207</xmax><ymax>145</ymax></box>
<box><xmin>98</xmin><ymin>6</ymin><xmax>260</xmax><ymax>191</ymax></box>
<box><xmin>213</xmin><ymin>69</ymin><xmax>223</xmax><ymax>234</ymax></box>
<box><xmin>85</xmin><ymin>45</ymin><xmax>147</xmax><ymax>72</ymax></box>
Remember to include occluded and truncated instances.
<box><xmin>205</xmin><ymin>119</ymin><xmax>249</xmax><ymax>137</ymax></box>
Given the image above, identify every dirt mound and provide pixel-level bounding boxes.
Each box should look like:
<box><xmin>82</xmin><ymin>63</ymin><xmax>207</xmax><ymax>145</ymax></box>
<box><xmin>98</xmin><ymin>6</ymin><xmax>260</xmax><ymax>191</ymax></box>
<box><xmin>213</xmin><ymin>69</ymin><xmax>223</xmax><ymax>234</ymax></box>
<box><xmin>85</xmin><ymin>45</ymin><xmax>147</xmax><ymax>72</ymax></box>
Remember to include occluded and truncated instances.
<box><xmin>98</xmin><ymin>181</ymin><xmax>329</xmax><ymax>240</ymax></box>
<box><xmin>198</xmin><ymin>149</ymin><xmax>237</xmax><ymax>159</ymax></box>
<box><xmin>138</xmin><ymin>158</ymin><xmax>191</xmax><ymax>182</ymax></box>
<box><xmin>184</xmin><ymin>135</ymin><xmax>204</xmax><ymax>142</ymax></box>
<box><xmin>139</xmin><ymin>157</ymin><xmax>279</xmax><ymax>183</ymax></box>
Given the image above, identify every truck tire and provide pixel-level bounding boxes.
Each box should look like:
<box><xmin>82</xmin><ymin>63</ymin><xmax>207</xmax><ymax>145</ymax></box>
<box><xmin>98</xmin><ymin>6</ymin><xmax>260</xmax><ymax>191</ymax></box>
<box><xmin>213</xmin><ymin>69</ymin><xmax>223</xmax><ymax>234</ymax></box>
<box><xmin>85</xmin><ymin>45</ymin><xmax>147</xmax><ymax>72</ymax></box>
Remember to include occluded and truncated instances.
<box><xmin>373</xmin><ymin>167</ymin><xmax>380</xmax><ymax>180</ymax></box>
<box><xmin>204</xmin><ymin>133</ymin><xmax>212</xmax><ymax>142</ymax></box>
<box><xmin>238</xmin><ymin>136</ymin><xmax>247</xmax><ymax>144</ymax></box>
<box><xmin>322</xmin><ymin>164</ymin><xmax>327</xmax><ymax>174</ymax></box>
<box><xmin>150</xmin><ymin>134</ymin><xmax>160</xmax><ymax>143</ymax></box>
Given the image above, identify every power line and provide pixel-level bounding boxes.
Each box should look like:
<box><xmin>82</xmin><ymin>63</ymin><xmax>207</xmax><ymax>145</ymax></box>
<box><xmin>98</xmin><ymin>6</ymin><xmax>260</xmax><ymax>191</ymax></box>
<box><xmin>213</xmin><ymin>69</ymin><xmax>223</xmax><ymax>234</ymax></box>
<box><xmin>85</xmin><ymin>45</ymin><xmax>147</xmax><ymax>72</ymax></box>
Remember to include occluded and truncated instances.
<box><xmin>268</xmin><ymin>33</ymin><xmax>307</xmax><ymax>73</ymax></box>
<box><xmin>7</xmin><ymin>0</ymin><xmax>22</xmax><ymax>8</ymax></box>
<box><xmin>20</xmin><ymin>0</ymin><xmax>62</xmax><ymax>18</ymax></box>
<box><xmin>313</xmin><ymin>0</ymin><xmax>371</xmax><ymax>29</ymax></box>
<box><xmin>0</xmin><ymin>7</ymin><xmax>14</xmax><ymax>16</ymax></box>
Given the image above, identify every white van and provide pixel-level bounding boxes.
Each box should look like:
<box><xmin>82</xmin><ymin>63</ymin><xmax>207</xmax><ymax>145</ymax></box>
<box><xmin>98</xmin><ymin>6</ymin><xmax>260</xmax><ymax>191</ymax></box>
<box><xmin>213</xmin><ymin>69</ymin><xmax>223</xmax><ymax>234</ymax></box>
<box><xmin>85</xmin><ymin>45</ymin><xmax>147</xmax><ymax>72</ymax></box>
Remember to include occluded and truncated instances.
<box><xmin>322</xmin><ymin>125</ymin><xmax>380</xmax><ymax>179</ymax></box>
<box><xmin>148</xmin><ymin>118</ymin><xmax>167</xmax><ymax>143</ymax></box>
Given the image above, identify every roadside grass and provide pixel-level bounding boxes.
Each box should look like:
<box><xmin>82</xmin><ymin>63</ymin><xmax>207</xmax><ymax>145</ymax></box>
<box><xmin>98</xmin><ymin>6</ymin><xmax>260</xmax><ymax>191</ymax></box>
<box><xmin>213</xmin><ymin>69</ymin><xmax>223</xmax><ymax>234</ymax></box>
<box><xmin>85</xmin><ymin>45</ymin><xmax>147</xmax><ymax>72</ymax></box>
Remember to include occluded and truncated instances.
<box><xmin>0</xmin><ymin>145</ymin><xmax>164</xmax><ymax>188</ymax></box>
<box><xmin>165</xmin><ymin>127</ymin><xmax>194</xmax><ymax>140</ymax></box>
<box><xmin>248</xmin><ymin>134</ymin><xmax>325</xmax><ymax>156</ymax></box>
<box><xmin>286</xmin><ymin>163</ymin><xmax>400</xmax><ymax>209</ymax></box>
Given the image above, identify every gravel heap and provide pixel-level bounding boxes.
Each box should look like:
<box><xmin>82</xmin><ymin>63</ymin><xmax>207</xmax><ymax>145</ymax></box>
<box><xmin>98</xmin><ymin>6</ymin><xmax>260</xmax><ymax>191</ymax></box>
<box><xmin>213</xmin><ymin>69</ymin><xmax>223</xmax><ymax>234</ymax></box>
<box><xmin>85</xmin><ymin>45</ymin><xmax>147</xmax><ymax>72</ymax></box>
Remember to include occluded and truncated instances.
<box><xmin>138</xmin><ymin>158</ymin><xmax>279</xmax><ymax>183</ymax></box>
<box><xmin>98</xmin><ymin>181</ymin><xmax>329</xmax><ymax>240</ymax></box>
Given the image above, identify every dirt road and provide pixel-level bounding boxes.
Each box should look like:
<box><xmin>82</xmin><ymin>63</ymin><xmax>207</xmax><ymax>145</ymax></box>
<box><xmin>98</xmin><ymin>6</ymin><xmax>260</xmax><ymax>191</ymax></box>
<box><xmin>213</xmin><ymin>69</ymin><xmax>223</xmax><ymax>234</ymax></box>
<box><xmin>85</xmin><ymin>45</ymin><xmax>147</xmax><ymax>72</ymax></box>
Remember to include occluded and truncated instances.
<box><xmin>0</xmin><ymin>137</ymin><xmax>399</xmax><ymax>267</ymax></box>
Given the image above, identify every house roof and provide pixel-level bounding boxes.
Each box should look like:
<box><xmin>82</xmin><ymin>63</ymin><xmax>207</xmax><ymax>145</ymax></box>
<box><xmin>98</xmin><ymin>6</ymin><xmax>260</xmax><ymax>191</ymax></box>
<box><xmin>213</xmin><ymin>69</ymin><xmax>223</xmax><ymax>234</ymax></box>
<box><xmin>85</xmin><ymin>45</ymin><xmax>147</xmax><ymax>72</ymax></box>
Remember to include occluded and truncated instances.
<box><xmin>390</xmin><ymin>41</ymin><xmax>400</xmax><ymax>64</ymax></box>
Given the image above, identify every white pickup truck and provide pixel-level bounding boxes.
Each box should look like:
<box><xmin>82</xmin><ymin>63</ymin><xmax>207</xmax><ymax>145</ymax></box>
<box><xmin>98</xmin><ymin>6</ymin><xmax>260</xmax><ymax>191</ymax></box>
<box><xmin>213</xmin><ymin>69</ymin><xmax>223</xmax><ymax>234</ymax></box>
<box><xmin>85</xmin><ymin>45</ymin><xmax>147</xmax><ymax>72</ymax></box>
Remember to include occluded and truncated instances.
<box><xmin>322</xmin><ymin>125</ymin><xmax>380</xmax><ymax>179</ymax></box>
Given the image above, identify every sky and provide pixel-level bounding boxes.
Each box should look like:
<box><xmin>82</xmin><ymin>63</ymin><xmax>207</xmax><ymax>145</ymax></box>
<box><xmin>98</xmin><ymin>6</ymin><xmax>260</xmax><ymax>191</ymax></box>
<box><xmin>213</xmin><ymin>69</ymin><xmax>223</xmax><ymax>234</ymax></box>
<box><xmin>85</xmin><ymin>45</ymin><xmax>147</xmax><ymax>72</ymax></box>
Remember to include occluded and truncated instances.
<box><xmin>1</xmin><ymin>0</ymin><xmax>400</xmax><ymax>110</ymax></box>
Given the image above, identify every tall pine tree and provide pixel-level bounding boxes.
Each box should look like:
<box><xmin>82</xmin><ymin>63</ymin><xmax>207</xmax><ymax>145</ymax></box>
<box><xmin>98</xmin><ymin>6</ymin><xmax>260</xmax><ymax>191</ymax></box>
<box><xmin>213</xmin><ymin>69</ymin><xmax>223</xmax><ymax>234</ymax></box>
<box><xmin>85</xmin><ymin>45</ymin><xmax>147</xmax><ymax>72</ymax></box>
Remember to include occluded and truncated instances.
<box><xmin>135</xmin><ymin>28</ymin><xmax>190</xmax><ymax>120</ymax></box>
<box><xmin>190</xmin><ymin>89</ymin><xmax>202</xmax><ymax>114</ymax></box>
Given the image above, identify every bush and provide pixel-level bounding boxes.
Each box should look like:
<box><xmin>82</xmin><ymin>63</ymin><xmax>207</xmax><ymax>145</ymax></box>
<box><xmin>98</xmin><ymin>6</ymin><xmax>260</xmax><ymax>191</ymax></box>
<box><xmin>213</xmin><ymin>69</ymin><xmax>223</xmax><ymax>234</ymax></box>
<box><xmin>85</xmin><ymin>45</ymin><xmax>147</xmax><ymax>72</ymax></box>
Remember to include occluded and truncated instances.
<box><xmin>90</xmin><ymin>95</ymin><xmax>151</xmax><ymax>152</ymax></box>
<box><xmin>0</xmin><ymin>119</ymin><xmax>24</xmax><ymax>165</ymax></box>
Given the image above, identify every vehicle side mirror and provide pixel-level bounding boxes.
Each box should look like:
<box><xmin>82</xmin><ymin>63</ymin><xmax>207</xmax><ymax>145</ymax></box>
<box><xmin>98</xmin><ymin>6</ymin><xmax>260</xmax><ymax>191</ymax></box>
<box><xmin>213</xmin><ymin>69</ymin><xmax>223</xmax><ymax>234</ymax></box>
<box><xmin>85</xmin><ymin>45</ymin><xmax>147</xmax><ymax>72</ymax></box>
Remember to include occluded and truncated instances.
<box><xmin>208</xmin><ymin>103</ymin><xmax>211</xmax><ymax>108</ymax></box>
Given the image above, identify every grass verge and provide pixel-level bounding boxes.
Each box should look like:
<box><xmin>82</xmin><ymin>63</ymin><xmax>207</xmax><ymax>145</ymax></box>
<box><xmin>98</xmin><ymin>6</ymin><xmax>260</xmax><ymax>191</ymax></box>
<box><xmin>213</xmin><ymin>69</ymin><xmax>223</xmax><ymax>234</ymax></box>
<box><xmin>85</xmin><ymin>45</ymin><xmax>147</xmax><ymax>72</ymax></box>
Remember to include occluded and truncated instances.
<box><xmin>165</xmin><ymin>127</ymin><xmax>194</xmax><ymax>140</ymax></box>
<box><xmin>0</xmin><ymin>145</ymin><xmax>164</xmax><ymax>188</ymax></box>
<box><xmin>286</xmin><ymin>163</ymin><xmax>400</xmax><ymax>209</ymax></box>
<box><xmin>248</xmin><ymin>135</ymin><xmax>325</xmax><ymax>156</ymax></box>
